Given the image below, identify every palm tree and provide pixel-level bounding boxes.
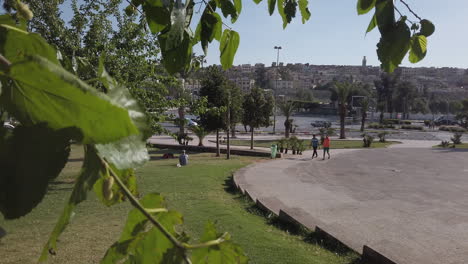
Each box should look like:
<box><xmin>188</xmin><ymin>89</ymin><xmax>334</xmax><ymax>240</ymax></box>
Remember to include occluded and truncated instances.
<box><xmin>279</xmin><ymin>101</ymin><xmax>296</xmax><ymax>138</ymax></box>
<box><xmin>189</xmin><ymin>126</ymin><xmax>209</xmax><ymax>146</ymax></box>
<box><xmin>334</xmin><ymin>82</ymin><xmax>352</xmax><ymax>139</ymax></box>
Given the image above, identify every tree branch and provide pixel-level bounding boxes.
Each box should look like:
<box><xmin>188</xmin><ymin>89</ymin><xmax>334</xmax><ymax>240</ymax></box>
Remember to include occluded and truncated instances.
<box><xmin>399</xmin><ymin>0</ymin><xmax>422</xmax><ymax>21</ymax></box>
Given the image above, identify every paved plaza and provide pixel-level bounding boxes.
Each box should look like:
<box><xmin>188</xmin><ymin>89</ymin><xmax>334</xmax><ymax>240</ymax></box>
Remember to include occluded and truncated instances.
<box><xmin>235</xmin><ymin>146</ymin><xmax>468</xmax><ymax>264</ymax></box>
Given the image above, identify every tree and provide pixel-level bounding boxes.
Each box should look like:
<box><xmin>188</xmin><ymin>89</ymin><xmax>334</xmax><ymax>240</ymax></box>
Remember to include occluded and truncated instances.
<box><xmin>394</xmin><ymin>81</ymin><xmax>417</xmax><ymax>119</ymax></box>
<box><xmin>199</xmin><ymin>66</ymin><xmax>228</xmax><ymax>156</ymax></box>
<box><xmin>374</xmin><ymin>72</ymin><xmax>400</xmax><ymax>121</ymax></box>
<box><xmin>456</xmin><ymin>99</ymin><xmax>468</xmax><ymax>128</ymax></box>
<box><xmin>242</xmin><ymin>87</ymin><xmax>273</xmax><ymax>149</ymax></box>
<box><xmin>429</xmin><ymin>99</ymin><xmax>442</xmax><ymax>120</ymax></box>
<box><xmin>450</xmin><ymin>101</ymin><xmax>463</xmax><ymax>115</ymax></box>
<box><xmin>360</xmin><ymin>99</ymin><xmax>369</xmax><ymax>132</ymax></box>
<box><xmin>254</xmin><ymin>66</ymin><xmax>268</xmax><ymax>89</ymax></box>
<box><xmin>412</xmin><ymin>97</ymin><xmax>429</xmax><ymax>114</ymax></box>
<box><xmin>189</xmin><ymin>125</ymin><xmax>209</xmax><ymax>146</ymax></box>
<box><xmin>334</xmin><ymin>82</ymin><xmax>352</xmax><ymax>139</ymax></box>
<box><xmin>226</xmin><ymin>82</ymin><xmax>244</xmax><ymax>138</ymax></box>
<box><xmin>278</xmin><ymin>101</ymin><xmax>297</xmax><ymax>138</ymax></box>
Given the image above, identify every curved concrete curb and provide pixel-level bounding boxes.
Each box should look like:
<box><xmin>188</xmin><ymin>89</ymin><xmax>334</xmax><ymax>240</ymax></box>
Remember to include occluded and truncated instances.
<box><xmin>233</xmin><ymin>160</ymin><xmax>398</xmax><ymax>264</ymax></box>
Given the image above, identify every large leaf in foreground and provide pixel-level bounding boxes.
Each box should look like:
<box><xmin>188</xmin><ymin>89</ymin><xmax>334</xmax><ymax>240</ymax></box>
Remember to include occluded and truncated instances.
<box><xmin>0</xmin><ymin>124</ymin><xmax>72</xmax><ymax>219</ymax></box>
<box><xmin>101</xmin><ymin>193</ymin><xmax>184</xmax><ymax>264</ymax></box>
<box><xmin>96</xmin><ymin>58</ymin><xmax>150</xmax><ymax>169</ymax></box>
<box><xmin>39</xmin><ymin>146</ymin><xmax>104</xmax><ymax>262</ymax></box>
<box><xmin>2</xmin><ymin>56</ymin><xmax>139</xmax><ymax>144</ymax></box>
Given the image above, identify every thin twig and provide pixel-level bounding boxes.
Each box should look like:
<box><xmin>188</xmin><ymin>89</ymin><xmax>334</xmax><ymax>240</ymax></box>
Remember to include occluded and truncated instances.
<box><xmin>394</xmin><ymin>5</ymin><xmax>414</xmax><ymax>24</ymax></box>
<box><xmin>399</xmin><ymin>0</ymin><xmax>422</xmax><ymax>21</ymax></box>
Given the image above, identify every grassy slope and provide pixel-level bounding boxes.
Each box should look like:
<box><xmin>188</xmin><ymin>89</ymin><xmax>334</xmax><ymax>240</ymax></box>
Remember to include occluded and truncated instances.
<box><xmin>0</xmin><ymin>147</ymin><xmax>358</xmax><ymax>264</ymax></box>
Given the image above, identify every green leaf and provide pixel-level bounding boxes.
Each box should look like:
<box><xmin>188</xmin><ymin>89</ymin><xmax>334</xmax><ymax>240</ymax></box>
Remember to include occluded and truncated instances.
<box><xmin>268</xmin><ymin>0</ymin><xmax>276</xmax><ymax>15</ymax></box>
<box><xmin>96</xmin><ymin>58</ymin><xmax>150</xmax><ymax>169</ymax></box>
<box><xmin>167</xmin><ymin>3</ymin><xmax>187</xmax><ymax>50</ymax></box>
<box><xmin>366</xmin><ymin>13</ymin><xmax>377</xmax><ymax>33</ymax></box>
<box><xmin>284</xmin><ymin>0</ymin><xmax>298</xmax><ymax>25</ymax></box>
<box><xmin>40</xmin><ymin>146</ymin><xmax>104</xmax><ymax>262</ymax></box>
<box><xmin>159</xmin><ymin>29</ymin><xmax>193</xmax><ymax>74</ymax></box>
<box><xmin>409</xmin><ymin>35</ymin><xmax>427</xmax><ymax>63</ymax></box>
<box><xmin>0</xmin><ymin>14</ymin><xmax>27</xmax><ymax>30</ymax></box>
<box><xmin>2</xmin><ymin>55</ymin><xmax>139</xmax><ymax>144</ymax></box>
<box><xmin>377</xmin><ymin>17</ymin><xmax>411</xmax><ymax>72</ymax></box>
<box><xmin>233</xmin><ymin>0</ymin><xmax>242</xmax><ymax>16</ymax></box>
<box><xmin>219</xmin><ymin>0</ymin><xmax>239</xmax><ymax>23</ymax></box>
<box><xmin>0</xmin><ymin>124</ymin><xmax>72</xmax><ymax>219</ymax></box>
<box><xmin>298</xmin><ymin>0</ymin><xmax>311</xmax><ymax>23</ymax></box>
<box><xmin>101</xmin><ymin>194</ymin><xmax>184</xmax><ymax>264</ymax></box>
<box><xmin>0</xmin><ymin>21</ymin><xmax>59</xmax><ymax>65</ymax></box>
<box><xmin>196</xmin><ymin>8</ymin><xmax>223</xmax><ymax>55</ymax></box>
<box><xmin>219</xmin><ymin>29</ymin><xmax>240</xmax><ymax>70</ymax></box>
<box><xmin>191</xmin><ymin>222</ymin><xmax>248</xmax><ymax>264</ymax></box>
<box><xmin>419</xmin><ymin>19</ymin><xmax>435</xmax><ymax>37</ymax></box>
<box><xmin>119</xmin><ymin>193</ymin><xmax>166</xmax><ymax>241</ymax></box>
<box><xmin>375</xmin><ymin>0</ymin><xmax>395</xmax><ymax>34</ymax></box>
<box><xmin>142</xmin><ymin>0</ymin><xmax>171</xmax><ymax>34</ymax></box>
<box><xmin>131</xmin><ymin>211</ymin><xmax>183</xmax><ymax>263</ymax></box>
<box><xmin>253</xmin><ymin>0</ymin><xmax>263</xmax><ymax>4</ymax></box>
<box><xmin>357</xmin><ymin>0</ymin><xmax>376</xmax><ymax>15</ymax></box>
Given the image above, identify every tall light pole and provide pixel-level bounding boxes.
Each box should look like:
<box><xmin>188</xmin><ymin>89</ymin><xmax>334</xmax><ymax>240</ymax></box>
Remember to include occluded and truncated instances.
<box><xmin>273</xmin><ymin>46</ymin><xmax>282</xmax><ymax>134</ymax></box>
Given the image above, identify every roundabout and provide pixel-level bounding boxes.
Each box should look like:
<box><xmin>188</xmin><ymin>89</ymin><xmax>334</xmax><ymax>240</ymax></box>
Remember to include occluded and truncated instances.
<box><xmin>235</xmin><ymin>146</ymin><xmax>468</xmax><ymax>264</ymax></box>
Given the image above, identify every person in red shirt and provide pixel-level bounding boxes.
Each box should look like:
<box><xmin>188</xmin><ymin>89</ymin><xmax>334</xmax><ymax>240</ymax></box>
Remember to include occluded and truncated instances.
<box><xmin>322</xmin><ymin>135</ymin><xmax>331</xmax><ymax>160</ymax></box>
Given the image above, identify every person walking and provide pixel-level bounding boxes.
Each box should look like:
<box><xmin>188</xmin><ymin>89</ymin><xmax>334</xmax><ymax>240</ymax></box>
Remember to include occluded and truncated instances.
<box><xmin>322</xmin><ymin>135</ymin><xmax>331</xmax><ymax>160</ymax></box>
<box><xmin>310</xmin><ymin>134</ymin><xmax>319</xmax><ymax>159</ymax></box>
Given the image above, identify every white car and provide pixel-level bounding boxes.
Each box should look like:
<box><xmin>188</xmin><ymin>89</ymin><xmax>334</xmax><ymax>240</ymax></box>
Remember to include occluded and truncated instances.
<box><xmin>185</xmin><ymin>118</ymin><xmax>198</xmax><ymax>127</ymax></box>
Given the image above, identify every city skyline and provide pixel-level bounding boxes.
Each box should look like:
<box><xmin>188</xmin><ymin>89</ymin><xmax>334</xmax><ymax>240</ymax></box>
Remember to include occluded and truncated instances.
<box><xmin>55</xmin><ymin>0</ymin><xmax>468</xmax><ymax>69</ymax></box>
<box><xmin>190</xmin><ymin>0</ymin><xmax>467</xmax><ymax>69</ymax></box>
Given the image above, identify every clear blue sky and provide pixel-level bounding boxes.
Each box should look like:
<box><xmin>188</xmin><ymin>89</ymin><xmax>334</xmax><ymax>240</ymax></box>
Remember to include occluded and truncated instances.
<box><xmin>60</xmin><ymin>0</ymin><xmax>467</xmax><ymax>68</ymax></box>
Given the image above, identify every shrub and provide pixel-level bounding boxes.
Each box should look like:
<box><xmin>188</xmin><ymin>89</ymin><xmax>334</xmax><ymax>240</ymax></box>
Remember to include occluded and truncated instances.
<box><xmin>401</xmin><ymin>125</ymin><xmax>424</xmax><ymax>130</ymax></box>
<box><xmin>439</xmin><ymin>126</ymin><xmax>467</xmax><ymax>133</ymax></box>
<box><xmin>377</xmin><ymin>131</ymin><xmax>389</xmax><ymax>142</ymax></box>
<box><xmin>368</xmin><ymin>123</ymin><xmax>395</xmax><ymax>129</ymax></box>
<box><xmin>402</xmin><ymin>120</ymin><xmax>412</xmax><ymax>125</ymax></box>
<box><xmin>440</xmin><ymin>140</ymin><xmax>450</xmax><ymax>148</ymax></box>
<box><xmin>424</xmin><ymin>120</ymin><xmax>431</xmax><ymax>126</ymax></box>
<box><xmin>451</xmin><ymin>132</ymin><xmax>463</xmax><ymax>144</ymax></box>
<box><xmin>361</xmin><ymin>133</ymin><xmax>374</xmax><ymax>148</ymax></box>
<box><xmin>383</xmin><ymin>119</ymin><xmax>398</xmax><ymax>125</ymax></box>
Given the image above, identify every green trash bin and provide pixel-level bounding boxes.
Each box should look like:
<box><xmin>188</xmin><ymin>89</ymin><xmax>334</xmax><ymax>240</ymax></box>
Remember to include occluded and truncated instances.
<box><xmin>270</xmin><ymin>144</ymin><xmax>278</xmax><ymax>159</ymax></box>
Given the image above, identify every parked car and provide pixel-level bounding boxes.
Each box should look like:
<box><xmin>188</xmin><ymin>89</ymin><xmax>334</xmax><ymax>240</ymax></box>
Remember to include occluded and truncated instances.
<box><xmin>185</xmin><ymin>118</ymin><xmax>198</xmax><ymax>127</ymax></box>
<box><xmin>434</xmin><ymin>116</ymin><xmax>459</xmax><ymax>126</ymax></box>
<box><xmin>311</xmin><ymin>121</ymin><xmax>331</xmax><ymax>128</ymax></box>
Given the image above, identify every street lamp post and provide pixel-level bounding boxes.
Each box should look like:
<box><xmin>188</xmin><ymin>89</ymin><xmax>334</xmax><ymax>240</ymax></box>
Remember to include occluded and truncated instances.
<box><xmin>273</xmin><ymin>46</ymin><xmax>282</xmax><ymax>134</ymax></box>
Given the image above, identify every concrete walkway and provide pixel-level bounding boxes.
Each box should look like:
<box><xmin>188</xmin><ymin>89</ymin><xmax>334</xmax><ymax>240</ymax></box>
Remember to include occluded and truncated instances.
<box><xmin>234</xmin><ymin>142</ymin><xmax>468</xmax><ymax>264</ymax></box>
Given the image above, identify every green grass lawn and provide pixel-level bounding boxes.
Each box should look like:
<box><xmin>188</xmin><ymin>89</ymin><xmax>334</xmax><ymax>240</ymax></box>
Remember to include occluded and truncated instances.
<box><xmin>223</xmin><ymin>139</ymin><xmax>398</xmax><ymax>149</ymax></box>
<box><xmin>0</xmin><ymin>147</ymin><xmax>359</xmax><ymax>264</ymax></box>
